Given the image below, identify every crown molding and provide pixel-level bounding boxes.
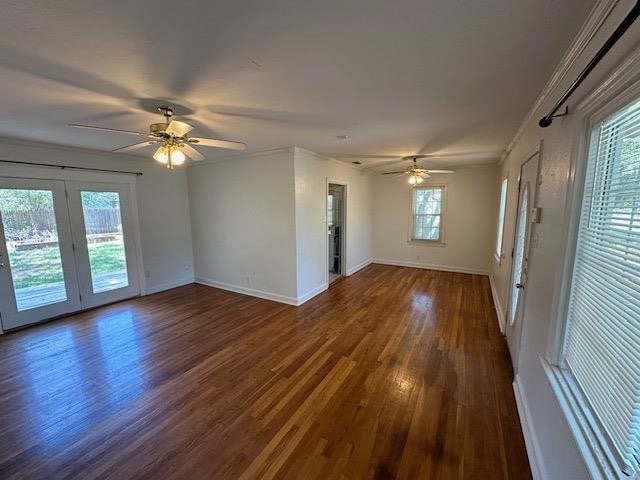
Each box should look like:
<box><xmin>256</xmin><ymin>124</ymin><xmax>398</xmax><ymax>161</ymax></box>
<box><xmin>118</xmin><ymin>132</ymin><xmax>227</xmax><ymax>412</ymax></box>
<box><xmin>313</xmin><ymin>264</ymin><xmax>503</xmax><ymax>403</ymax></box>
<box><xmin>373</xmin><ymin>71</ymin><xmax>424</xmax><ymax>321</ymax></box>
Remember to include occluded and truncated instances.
<box><xmin>186</xmin><ymin>146</ymin><xmax>294</xmax><ymax>167</ymax></box>
<box><xmin>293</xmin><ymin>146</ymin><xmax>371</xmax><ymax>172</ymax></box>
<box><xmin>0</xmin><ymin>136</ymin><xmax>293</xmax><ymax>172</ymax></box>
<box><xmin>500</xmin><ymin>0</ymin><xmax>619</xmax><ymax>164</ymax></box>
<box><xmin>0</xmin><ymin>135</ymin><xmax>145</xmax><ymax>163</ymax></box>
<box><xmin>293</xmin><ymin>146</ymin><xmax>327</xmax><ymax>159</ymax></box>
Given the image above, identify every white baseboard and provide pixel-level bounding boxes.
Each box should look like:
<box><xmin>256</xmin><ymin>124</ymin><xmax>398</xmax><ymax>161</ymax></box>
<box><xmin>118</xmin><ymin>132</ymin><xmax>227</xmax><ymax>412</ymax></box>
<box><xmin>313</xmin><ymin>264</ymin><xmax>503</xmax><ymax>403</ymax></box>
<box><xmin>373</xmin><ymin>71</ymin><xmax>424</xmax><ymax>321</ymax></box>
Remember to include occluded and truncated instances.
<box><xmin>195</xmin><ymin>276</ymin><xmax>299</xmax><ymax>306</ymax></box>
<box><xmin>346</xmin><ymin>258</ymin><xmax>373</xmax><ymax>276</ymax></box>
<box><xmin>146</xmin><ymin>277</ymin><xmax>195</xmax><ymax>295</ymax></box>
<box><xmin>513</xmin><ymin>375</ymin><xmax>547</xmax><ymax>480</ymax></box>
<box><xmin>372</xmin><ymin>258</ymin><xmax>489</xmax><ymax>276</ymax></box>
<box><xmin>297</xmin><ymin>283</ymin><xmax>328</xmax><ymax>305</ymax></box>
<box><xmin>489</xmin><ymin>275</ymin><xmax>506</xmax><ymax>334</ymax></box>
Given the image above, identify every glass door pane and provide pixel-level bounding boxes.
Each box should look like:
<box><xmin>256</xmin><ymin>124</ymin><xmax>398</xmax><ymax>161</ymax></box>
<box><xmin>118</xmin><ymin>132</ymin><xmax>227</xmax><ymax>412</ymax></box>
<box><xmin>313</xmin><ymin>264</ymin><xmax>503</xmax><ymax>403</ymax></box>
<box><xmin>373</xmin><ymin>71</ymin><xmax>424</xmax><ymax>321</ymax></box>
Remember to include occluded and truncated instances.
<box><xmin>80</xmin><ymin>191</ymin><xmax>129</xmax><ymax>293</ymax></box>
<box><xmin>0</xmin><ymin>188</ymin><xmax>67</xmax><ymax>310</ymax></box>
<box><xmin>0</xmin><ymin>178</ymin><xmax>80</xmax><ymax>330</ymax></box>
<box><xmin>67</xmin><ymin>182</ymin><xmax>140</xmax><ymax>309</ymax></box>
<box><xmin>510</xmin><ymin>183</ymin><xmax>529</xmax><ymax>326</ymax></box>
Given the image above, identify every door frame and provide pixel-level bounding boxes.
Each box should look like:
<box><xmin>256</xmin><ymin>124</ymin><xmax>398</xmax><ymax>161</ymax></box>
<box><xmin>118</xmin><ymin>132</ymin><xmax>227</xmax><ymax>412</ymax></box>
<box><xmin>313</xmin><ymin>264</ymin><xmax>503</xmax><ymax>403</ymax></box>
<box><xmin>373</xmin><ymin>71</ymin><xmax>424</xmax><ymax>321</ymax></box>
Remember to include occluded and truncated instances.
<box><xmin>326</xmin><ymin>179</ymin><xmax>348</xmax><ymax>285</ymax></box>
<box><xmin>0</xmin><ymin>165</ymin><xmax>145</xmax><ymax>332</ymax></box>
<box><xmin>505</xmin><ymin>145</ymin><xmax>542</xmax><ymax>372</ymax></box>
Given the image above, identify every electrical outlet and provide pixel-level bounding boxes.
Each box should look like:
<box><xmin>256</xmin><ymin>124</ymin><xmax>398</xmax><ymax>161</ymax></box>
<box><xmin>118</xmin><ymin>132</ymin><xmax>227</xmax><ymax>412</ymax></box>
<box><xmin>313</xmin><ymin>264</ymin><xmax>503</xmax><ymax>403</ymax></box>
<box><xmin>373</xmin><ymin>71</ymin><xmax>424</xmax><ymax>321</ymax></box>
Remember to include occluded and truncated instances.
<box><xmin>145</xmin><ymin>270</ymin><xmax>151</xmax><ymax>279</ymax></box>
<box><xmin>246</xmin><ymin>275</ymin><xmax>251</xmax><ymax>286</ymax></box>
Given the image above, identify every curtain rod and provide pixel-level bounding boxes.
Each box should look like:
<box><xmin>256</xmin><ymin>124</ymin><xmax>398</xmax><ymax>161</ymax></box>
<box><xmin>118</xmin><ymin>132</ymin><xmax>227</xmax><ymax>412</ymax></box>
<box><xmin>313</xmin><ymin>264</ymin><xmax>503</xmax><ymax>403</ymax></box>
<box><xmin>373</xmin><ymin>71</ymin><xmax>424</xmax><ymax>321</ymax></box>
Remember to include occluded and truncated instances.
<box><xmin>539</xmin><ymin>0</ymin><xmax>640</xmax><ymax>128</ymax></box>
<box><xmin>0</xmin><ymin>159</ymin><xmax>143</xmax><ymax>176</ymax></box>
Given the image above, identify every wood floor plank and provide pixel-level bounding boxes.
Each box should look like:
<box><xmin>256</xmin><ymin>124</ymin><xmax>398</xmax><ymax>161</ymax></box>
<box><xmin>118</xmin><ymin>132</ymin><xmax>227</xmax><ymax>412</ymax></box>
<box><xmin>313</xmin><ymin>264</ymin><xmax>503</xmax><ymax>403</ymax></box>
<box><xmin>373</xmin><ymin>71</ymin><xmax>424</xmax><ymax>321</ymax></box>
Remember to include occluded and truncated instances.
<box><xmin>0</xmin><ymin>264</ymin><xmax>531</xmax><ymax>479</ymax></box>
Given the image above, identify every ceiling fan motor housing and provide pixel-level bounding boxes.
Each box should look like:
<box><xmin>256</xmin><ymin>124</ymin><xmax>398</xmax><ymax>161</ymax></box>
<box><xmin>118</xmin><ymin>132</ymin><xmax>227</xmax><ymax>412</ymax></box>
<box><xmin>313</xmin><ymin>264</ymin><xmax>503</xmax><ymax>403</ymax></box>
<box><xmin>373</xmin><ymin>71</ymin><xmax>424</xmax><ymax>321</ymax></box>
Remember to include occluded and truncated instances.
<box><xmin>150</xmin><ymin>123</ymin><xmax>168</xmax><ymax>135</ymax></box>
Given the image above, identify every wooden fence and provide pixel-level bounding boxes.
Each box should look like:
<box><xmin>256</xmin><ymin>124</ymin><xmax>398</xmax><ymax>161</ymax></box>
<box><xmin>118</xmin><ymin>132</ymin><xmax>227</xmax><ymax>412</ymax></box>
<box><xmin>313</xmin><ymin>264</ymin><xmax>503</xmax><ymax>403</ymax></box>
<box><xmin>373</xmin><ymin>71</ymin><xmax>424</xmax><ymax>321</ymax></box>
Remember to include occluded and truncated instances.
<box><xmin>1</xmin><ymin>208</ymin><xmax>122</xmax><ymax>244</ymax></box>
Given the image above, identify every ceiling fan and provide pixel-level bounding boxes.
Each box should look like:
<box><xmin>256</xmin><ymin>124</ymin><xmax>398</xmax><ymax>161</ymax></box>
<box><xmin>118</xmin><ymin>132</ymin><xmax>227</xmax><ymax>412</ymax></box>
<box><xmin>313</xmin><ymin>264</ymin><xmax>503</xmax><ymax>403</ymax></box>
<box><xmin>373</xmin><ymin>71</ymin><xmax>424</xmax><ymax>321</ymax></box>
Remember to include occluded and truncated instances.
<box><xmin>69</xmin><ymin>106</ymin><xmax>247</xmax><ymax>169</ymax></box>
<box><xmin>381</xmin><ymin>155</ymin><xmax>454</xmax><ymax>185</ymax></box>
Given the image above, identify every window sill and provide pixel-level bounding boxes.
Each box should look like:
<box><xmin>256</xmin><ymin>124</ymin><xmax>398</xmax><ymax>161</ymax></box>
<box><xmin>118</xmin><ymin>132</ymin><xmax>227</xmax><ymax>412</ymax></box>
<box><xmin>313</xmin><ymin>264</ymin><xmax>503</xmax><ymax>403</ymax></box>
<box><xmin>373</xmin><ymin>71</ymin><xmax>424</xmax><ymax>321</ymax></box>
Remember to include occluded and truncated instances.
<box><xmin>407</xmin><ymin>239</ymin><xmax>446</xmax><ymax>247</ymax></box>
<box><xmin>540</xmin><ymin>357</ymin><xmax>628</xmax><ymax>480</ymax></box>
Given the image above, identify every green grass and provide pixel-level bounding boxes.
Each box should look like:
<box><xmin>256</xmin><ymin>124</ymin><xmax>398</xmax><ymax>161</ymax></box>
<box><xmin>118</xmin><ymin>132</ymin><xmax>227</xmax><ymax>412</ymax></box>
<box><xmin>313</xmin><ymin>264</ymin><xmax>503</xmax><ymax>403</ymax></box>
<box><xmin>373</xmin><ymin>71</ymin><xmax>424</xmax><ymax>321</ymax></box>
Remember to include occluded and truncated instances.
<box><xmin>8</xmin><ymin>241</ymin><xmax>126</xmax><ymax>289</ymax></box>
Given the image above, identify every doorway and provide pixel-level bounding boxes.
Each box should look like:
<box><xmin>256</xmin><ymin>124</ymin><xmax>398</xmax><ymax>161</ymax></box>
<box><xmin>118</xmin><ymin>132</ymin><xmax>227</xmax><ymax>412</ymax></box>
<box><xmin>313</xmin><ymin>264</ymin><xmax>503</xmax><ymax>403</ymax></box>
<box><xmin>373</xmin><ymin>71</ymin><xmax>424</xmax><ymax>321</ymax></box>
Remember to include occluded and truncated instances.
<box><xmin>0</xmin><ymin>177</ymin><xmax>141</xmax><ymax>330</ymax></box>
<box><xmin>327</xmin><ymin>183</ymin><xmax>345</xmax><ymax>284</ymax></box>
<box><xmin>505</xmin><ymin>151</ymin><xmax>540</xmax><ymax>371</ymax></box>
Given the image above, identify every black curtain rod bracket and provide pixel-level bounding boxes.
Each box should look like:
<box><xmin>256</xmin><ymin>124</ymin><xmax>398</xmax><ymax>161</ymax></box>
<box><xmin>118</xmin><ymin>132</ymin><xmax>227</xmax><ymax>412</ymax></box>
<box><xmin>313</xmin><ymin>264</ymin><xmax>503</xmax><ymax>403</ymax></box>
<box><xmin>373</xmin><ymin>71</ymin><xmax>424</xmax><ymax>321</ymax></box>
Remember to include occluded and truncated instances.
<box><xmin>539</xmin><ymin>1</ymin><xmax>640</xmax><ymax>128</ymax></box>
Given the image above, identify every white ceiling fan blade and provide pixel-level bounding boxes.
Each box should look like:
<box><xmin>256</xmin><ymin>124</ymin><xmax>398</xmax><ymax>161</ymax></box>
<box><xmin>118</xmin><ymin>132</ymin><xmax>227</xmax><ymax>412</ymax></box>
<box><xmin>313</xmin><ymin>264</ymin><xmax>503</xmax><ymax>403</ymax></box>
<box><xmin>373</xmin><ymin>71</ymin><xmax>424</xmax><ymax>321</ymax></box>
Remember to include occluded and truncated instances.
<box><xmin>69</xmin><ymin>123</ymin><xmax>149</xmax><ymax>136</ymax></box>
<box><xmin>426</xmin><ymin>169</ymin><xmax>455</xmax><ymax>174</ymax></box>
<box><xmin>189</xmin><ymin>137</ymin><xmax>247</xmax><ymax>151</ymax></box>
<box><xmin>181</xmin><ymin>144</ymin><xmax>205</xmax><ymax>161</ymax></box>
<box><xmin>165</xmin><ymin>120</ymin><xmax>194</xmax><ymax>137</ymax></box>
<box><xmin>112</xmin><ymin>141</ymin><xmax>158</xmax><ymax>153</ymax></box>
<box><xmin>418</xmin><ymin>172</ymin><xmax>431</xmax><ymax>178</ymax></box>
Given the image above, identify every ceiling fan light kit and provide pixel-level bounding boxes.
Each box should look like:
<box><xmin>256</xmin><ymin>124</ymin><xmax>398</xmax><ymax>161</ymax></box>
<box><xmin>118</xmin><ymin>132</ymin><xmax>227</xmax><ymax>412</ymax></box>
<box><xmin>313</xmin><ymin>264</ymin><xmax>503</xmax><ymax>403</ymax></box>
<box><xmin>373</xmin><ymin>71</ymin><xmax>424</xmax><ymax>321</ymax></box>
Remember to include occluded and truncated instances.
<box><xmin>69</xmin><ymin>105</ymin><xmax>247</xmax><ymax>170</ymax></box>
<box><xmin>408</xmin><ymin>174</ymin><xmax>424</xmax><ymax>185</ymax></box>
<box><xmin>153</xmin><ymin>144</ymin><xmax>186</xmax><ymax>169</ymax></box>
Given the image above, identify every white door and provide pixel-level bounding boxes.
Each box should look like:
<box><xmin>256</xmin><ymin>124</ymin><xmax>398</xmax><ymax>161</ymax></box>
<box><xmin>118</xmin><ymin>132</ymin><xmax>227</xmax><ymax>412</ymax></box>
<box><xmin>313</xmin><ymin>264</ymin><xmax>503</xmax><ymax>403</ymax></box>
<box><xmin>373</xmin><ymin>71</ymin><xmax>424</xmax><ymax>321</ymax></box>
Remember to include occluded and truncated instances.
<box><xmin>506</xmin><ymin>153</ymin><xmax>539</xmax><ymax>371</ymax></box>
<box><xmin>66</xmin><ymin>182</ymin><xmax>140</xmax><ymax>308</ymax></box>
<box><xmin>0</xmin><ymin>178</ymin><xmax>81</xmax><ymax>330</ymax></box>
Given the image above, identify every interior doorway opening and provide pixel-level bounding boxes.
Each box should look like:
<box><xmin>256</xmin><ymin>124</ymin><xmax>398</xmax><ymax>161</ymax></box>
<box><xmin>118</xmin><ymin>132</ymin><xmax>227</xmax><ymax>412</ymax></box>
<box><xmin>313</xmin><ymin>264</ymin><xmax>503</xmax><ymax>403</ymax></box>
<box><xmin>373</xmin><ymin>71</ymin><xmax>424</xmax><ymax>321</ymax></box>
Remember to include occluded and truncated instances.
<box><xmin>327</xmin><ymin>183</ymin><xmax>345</xmax><ymax>285</ymax></box>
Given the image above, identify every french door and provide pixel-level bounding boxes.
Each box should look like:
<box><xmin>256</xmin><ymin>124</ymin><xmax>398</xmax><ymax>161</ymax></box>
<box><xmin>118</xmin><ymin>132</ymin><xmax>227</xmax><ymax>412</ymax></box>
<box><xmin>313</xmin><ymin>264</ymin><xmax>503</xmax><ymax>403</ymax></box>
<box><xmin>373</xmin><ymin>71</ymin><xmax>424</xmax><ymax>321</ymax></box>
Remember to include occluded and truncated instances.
<box><xmin>0</xmin><ymin>178</ymin><xmax>140</xmax><ymax>330</ymax></box>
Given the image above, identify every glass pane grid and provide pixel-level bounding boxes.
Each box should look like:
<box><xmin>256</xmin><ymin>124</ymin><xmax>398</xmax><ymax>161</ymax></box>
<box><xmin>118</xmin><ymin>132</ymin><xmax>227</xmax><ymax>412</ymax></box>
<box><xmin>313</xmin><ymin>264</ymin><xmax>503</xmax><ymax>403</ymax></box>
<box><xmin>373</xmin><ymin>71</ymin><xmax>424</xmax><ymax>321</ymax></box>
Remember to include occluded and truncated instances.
<box><xmin>413</xmin><ymin>187</ymin><xmax>443</xmax><ymax>241</ymax></box>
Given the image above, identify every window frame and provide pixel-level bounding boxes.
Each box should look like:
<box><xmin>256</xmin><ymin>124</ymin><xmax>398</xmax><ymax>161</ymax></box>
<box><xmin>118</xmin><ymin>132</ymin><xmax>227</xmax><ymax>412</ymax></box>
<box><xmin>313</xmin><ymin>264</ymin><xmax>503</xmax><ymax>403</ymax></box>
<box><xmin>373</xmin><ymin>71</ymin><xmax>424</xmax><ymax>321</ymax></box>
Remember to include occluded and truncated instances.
<box><xmin>545</xmin><ymin>59</ymin><xmax>640</xmax><ymax>480</ymax></box>
<box><xmin>495</xmin><ymin>177</ymin><xmax>509</xmax><ymax>262</ymax></box>
<box><xmin>408</xmin><ymin>184</ymin><xmax>447</xmax><ymax>245</ymax></box>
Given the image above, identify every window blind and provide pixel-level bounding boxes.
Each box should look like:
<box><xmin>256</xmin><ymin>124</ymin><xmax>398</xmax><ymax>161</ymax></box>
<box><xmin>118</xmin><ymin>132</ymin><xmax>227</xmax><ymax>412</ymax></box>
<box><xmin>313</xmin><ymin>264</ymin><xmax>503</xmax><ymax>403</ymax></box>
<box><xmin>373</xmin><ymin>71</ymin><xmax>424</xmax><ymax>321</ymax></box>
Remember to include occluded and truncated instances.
<box><xmin>496</xmin><ymin>178</ymin><xmax>508</xmax><ymax>257</ymax></box>
<box><xmin>564</xmin><ymin>97</ymin><xmax>640</xmax><ymax>474</ymax></box>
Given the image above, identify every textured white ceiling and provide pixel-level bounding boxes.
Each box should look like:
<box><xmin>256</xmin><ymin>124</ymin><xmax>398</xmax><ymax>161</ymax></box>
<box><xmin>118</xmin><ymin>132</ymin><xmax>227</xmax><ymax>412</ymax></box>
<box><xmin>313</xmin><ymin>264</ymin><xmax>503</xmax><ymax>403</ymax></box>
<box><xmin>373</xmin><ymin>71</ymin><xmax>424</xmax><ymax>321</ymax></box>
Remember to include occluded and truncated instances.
<box><xmin>0</xmin><ymin>0</ymin><xmax>594</xmax><ymax>170</ymax></box>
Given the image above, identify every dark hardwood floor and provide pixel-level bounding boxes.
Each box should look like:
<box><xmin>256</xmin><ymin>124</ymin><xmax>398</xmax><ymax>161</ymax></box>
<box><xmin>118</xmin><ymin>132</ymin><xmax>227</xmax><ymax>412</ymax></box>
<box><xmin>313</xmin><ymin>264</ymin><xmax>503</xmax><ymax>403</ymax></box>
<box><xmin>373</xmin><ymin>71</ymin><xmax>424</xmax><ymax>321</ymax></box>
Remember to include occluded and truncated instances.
<box><xmin>0</xmin><ymin>264</ymin><xmax>531</xmax><ymax>479</ymax></box>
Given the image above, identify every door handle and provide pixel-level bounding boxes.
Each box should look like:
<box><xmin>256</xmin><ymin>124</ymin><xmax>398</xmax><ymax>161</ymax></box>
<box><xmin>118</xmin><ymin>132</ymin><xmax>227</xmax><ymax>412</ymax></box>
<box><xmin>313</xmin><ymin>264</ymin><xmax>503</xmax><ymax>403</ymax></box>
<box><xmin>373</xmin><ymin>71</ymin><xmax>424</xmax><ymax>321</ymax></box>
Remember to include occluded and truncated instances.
<box><xmin>516</xmin><ymin>283</ymin><xmax>525</xmax><ymax>289</ymax></box>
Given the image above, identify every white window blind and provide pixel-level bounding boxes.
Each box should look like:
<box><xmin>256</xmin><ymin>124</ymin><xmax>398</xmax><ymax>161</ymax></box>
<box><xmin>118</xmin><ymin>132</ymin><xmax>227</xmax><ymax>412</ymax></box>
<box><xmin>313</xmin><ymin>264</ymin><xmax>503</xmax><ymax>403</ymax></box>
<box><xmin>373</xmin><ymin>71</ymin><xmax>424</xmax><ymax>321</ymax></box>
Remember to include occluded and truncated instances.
<box><xmin>563</xmin><ymin>97</ymin><xmax>640</xmax><ymax>475</ymax></box>
<box><xmin>496</xmin><ymin>178</ymin><xmax>508</xmax><ymax>258</ymax></box>
<box><xmin>412</xmin><ymin>186</ymin><xmax>443</xmax><ymax>241</ymax></box>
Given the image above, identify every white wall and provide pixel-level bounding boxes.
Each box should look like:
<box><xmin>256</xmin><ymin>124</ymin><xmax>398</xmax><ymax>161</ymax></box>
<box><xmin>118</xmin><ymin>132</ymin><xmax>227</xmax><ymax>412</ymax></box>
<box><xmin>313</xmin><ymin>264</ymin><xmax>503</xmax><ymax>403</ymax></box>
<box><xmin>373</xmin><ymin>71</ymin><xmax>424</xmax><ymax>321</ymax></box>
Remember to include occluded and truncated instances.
<box><xmin>187</xmin><ymin>149</ymin><xmax>299</xmax><ymax>304</ymax></box>
<box><xmin>372</xmin><ymin>163</ymin><xmax>499</xmax><ymax>275</ymax></box>
<box><xmin>491</xmin><ymin>1</ymin><xmax>640</xmax><ymax>478</ymax></box>
<box><xmin>0</xmin><ymin>138</ymin><xmax>195</xmax><ymax>301</ymax></box>
<box><xmin>293</xmin><ymin>148</ymin><xmax>374</xmax><ymax>302</ymax></box>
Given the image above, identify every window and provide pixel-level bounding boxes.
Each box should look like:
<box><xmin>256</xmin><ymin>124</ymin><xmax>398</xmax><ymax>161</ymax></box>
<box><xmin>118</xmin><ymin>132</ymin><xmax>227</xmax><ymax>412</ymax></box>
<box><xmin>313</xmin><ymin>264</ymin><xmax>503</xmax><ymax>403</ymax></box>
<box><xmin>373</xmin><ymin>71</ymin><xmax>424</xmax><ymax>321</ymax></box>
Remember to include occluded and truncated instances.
<box><xmin>562</xmin><ymin>97</ymin><xmax>640</xmax><ymax>476</ymax></box>
<box><xmin>411</xmin><ymin>186</ymin><xmax>444</xmax><ymax>242</ymax></box>
<box><xmin>495</xmin><ymin>178</ymin><xmax>508</xmax><ymax>259</ymax></box>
